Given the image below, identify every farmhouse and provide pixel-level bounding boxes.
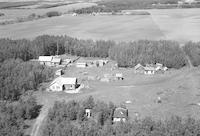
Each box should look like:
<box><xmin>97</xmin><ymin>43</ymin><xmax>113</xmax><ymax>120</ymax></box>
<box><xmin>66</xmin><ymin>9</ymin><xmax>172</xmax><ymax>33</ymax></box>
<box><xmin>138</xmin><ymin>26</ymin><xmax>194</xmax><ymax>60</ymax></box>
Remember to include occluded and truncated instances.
<box><xmin>113</xmin><ymin>107</ymin><xmax>128</xmax><ymax>122</ymax></box>
<box><xmin>134</xmin><ymin>63</ymin><xmax>145</xmax><ymax>74</ymax></box>
<box><xmin>38</xmin><ymin>56</ymin><xmax>53</xmax><ymax>66</ymax></box>
<box><xmin>49</xmin><ymin>77</ymin><xmax>77</xmax><ymax>92</ymax></box>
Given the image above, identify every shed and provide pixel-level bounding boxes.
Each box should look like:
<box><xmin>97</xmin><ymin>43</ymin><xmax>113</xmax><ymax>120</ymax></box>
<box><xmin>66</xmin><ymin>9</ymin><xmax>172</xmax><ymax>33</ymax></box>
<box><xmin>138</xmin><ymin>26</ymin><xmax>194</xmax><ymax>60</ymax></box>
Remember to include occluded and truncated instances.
<box><xmin>76</xmin><ymin>62</ymin><xmax>87</xmax><ymax>68</ymax></box>
<box><xmin>113</xmin><ymin>107</ymin><xmax>128</xmax><ymax>122</ymax></box>
<box><xmin>38</xmin><ymin>56</ymin><xmax>53</xmax><ymax>66</ymax></box>
<box><xmin>51</xmin><ymin>57</ymin><xmax>61</xmax><ymax>66</ymax></box>
<box><xmin>49</xmin><ymin>77</ymin><xmax>77</xmax><ymax>92</ymax></box>
<box><xmin>134</xmin><ymin>63</ymin><xmax>145</xmax><ymax>74</ymax></box>
<box><xmin>116</xmin><ymin>73</ymin><xmax>124</xmax><ymax>80</ymax></box>
<box><xmin>55</xmin><ymin>69</ymin><xmax>63</xmax><ymax>76</ymax></box>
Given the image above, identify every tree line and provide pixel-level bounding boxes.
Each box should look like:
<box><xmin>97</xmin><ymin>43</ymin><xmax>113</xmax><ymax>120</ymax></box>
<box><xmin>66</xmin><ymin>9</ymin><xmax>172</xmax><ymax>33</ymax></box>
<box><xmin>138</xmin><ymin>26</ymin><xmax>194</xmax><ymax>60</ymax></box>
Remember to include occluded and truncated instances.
<box><xmin>1</xmin><ymin>35</ymin><xmax>199</xmax><ymax>69</ymax></box>
<box><xmin>43</xmin><ymin>96</ymin><xmax>200</xmax><ymax>136</ymax></box>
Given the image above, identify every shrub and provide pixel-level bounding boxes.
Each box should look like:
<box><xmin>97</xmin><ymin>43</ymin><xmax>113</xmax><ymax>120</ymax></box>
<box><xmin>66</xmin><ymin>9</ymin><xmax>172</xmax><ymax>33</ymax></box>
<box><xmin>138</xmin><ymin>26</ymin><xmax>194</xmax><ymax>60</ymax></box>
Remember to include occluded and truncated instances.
<box><xmin>46</xmin><ymin>11</ymin><xmax>61</xmax><ymax>17</ymax></box>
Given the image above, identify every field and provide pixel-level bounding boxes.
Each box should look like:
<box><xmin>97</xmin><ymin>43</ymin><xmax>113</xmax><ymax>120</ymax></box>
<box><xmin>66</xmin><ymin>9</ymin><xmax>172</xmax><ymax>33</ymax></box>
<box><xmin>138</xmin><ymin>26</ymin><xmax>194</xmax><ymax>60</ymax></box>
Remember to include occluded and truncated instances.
<box><xmin>0</xmin><ymin>8</ymin><xmax>200</xmax><ymax>43</ymax></box>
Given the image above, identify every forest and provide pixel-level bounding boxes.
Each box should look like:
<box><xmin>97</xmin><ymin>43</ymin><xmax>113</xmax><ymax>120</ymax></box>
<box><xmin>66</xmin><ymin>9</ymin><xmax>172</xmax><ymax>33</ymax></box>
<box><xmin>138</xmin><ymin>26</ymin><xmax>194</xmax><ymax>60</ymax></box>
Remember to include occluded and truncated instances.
<box><xmin>1</xmin><ymin>35</ymin><xmax>198</xmax><ymax>69</ymax></box>
<box><xmin>43</xmin><ymin>96</ymin><xmax>200</xmax><ymax>136</ymax></box>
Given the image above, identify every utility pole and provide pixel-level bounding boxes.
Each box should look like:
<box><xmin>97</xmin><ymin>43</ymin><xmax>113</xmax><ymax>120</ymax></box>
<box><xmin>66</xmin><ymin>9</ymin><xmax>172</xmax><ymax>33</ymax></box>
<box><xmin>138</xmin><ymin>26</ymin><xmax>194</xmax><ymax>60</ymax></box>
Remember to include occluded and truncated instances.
<box><xmin>56</xmin><ymin>40</ymin><xmax>59</xmax><ymax>56</ymax></box>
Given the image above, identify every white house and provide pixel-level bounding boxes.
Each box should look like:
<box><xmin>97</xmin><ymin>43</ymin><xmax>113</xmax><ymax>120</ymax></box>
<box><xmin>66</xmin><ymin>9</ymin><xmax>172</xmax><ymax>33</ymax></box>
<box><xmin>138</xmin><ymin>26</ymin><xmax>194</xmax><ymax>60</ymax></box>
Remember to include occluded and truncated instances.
<box><xmin>38</xmin><ymin>56</ymin><xmax>53</xmax><ymax>66</ymax></box>
<box><xmin>113</xmin><ymin>107</ymin><xmax>128</xmax><ymax>122</ymax></box>
<box><xmin>49</xmin><ymin>77</ymin><xmax>77</xmax><ymax>92</ymax></box>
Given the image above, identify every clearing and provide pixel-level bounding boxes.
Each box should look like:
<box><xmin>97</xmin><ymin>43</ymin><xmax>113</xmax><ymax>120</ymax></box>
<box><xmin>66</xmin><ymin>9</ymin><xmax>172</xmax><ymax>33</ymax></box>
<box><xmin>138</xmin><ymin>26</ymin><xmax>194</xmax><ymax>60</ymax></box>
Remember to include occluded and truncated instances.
<box><xmin>31</xmin><ymin>58</ymin><xmax>200</xmax><ymax>136</ymax></box>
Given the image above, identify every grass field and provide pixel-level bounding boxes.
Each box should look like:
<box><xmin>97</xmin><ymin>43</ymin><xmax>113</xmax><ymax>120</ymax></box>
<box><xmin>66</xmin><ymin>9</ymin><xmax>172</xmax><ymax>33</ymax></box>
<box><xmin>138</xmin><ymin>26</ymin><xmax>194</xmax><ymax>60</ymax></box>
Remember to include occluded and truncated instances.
<box><xmin>0</xmin><ymin>8</ymin><xmax>200</xmax><ymax>43</ymax></box>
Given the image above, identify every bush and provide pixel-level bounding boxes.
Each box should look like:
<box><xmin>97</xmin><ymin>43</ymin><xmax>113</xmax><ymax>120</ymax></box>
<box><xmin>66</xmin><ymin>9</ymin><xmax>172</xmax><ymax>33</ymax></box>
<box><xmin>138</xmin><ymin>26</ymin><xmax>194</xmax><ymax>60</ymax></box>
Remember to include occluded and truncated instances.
<box><xmin>0</xmin><ymin>12</ymin><xmax>4</xmax><ymax>16</ymax></box>
<box><xmin>46</xmin><ymin>11</ymin><xmax>61</xmax><ymax>17</ymax></box>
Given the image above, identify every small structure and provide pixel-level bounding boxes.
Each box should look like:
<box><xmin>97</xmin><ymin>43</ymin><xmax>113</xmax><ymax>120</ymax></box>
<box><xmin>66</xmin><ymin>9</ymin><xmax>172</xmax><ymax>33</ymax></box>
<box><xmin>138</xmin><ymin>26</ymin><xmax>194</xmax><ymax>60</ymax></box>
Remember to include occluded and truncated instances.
<box><xmin>134</xmin><ymin>63</ymin><xmax>145</xmax><ymax>74</ymax></box>
<box><xmin>116</xmin><ymin>73</ymin><xmax>124</xmax><ymax>80</ymax></box>
<box><xmin>85</xmin><ymin>109</ymin><xmax>92</xmax><ymax>118</ymax></box>
<box><xmin>55</xmin><ymin>69</ymin><xmax>63</xmax><ymax>76</ymax></box>
<box><xmin>62</xmin><ymin>58</ymin><xmax>72</xmax><ymax>65</ymax></box>
<box><xmin>144</xmin><ymin>67</ymin><xmax>156</xmax><ymax>75</ymax></box>
<box><xmin>51</xmin><ymin>57</ymin><xmax>61</xmax><ymax>66</ymax></box>
<box><xmin>76</xmin><ymin>62</ymin><xmax>87</xmax><ymax>68</ymax></box>
<box><xmin>72</xmin><ymin>13</ymin><xmax>77</xmax><ymax>16</ymax></box>
<box><xmin>113</xmin><ymin>107</ymin><xmax>128</xmax><ymax>122</ymax></box>
<box><xmin>38</xmin><ymin>56</ymin><xmax>53</xmax><ymax>66</ymax></box>
<box><xmin>49</xmin><ymin>77</ymin><xmax>77</xmax><ymax>92</ymax></box>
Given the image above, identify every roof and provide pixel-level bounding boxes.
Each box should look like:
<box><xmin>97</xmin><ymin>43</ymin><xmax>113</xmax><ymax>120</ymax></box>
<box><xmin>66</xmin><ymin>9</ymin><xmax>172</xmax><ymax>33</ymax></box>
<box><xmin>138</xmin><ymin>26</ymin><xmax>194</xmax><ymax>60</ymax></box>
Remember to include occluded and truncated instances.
<box><xmin>50</xmin><ymin>77</ymin><xmax>77</xmax><ymax>86</ymax></box>
<box><xmin>39</xmin><ymin>56</ymin><xmax>53</xmax><ymax>62</ymax></box>
<box><xmin>134</xmin><ymin>63</ymin><xmax>144</xmax><ymax>70</ymax></box>
<box><xmin>113</xmin><ymin>107</ymin><xmax>128</xmax><ymax>118</ymax></box>
<box><xmin>51</xmin><ymin>57</ymin><xmax>61</xmax><ymax>63</ymax></box>
<box><xmin>116</xmin><ymin>73</ymin><xmax>123</xmax><ymax>78</ymax></box>
<box><xmin>144</xmin><ymin>67</ymin><xmax>156</xmax><ymax>71</ymax></box>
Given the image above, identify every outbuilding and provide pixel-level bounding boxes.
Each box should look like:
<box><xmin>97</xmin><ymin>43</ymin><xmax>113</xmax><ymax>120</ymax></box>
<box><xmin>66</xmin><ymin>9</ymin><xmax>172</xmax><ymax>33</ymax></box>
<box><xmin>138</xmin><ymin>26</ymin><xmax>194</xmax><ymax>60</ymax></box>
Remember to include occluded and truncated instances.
<box><xmin>113</xmin><ymin>107</ymin><xmax>128</xmax><ymax>122</ymax></box>
<box><xmin>38</xmin><ymin>56</ymin><xmax>53</xmax><ymax>66</ymax></box>
<box><xmin>134</xmin><ymin>63</ymin><xmax>145</xmax><ymax>74</ymax></box>
<box><xmin>76</xmin><ymin>62</ymin><xmax>87</xmax><ymax>68</ymax></box>
<box><xmin>51</xmin><ymin>57</ymin><xmax>61</xmax><ymax>66</ymax></box>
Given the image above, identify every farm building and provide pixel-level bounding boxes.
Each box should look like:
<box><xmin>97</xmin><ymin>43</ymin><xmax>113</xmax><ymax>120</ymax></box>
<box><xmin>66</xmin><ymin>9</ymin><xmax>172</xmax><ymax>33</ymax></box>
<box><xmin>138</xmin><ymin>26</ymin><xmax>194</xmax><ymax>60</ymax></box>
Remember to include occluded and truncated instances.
<box><xmin>76</xmin><ymin>62</ymin><xmax>87</xmax><ymax>68</ymax></box>
<box><xmin>116</xmin><ymin>73</ymin><xmax>124</xmax><ymax>80</ymax></box>
<box><xmin>113</xmin><ymin>107</ymin><xmax>128</xmax><ymax>122</ymax></box>
<box><xmin>85</xmin><ymin>109</ymin><xmax>92</xmax><ymax>118</ymax></box>
<box><xmin>38</xmin><ymin>56</ymin><xmax>53</xmax><ymax>66</ymax></box>
<box><xmin>134</xmin><ymin>63</ymin><xmax>145</xmax><ymax>74</ymax></box>
<box><xmin>62</xmin><ymin>58</ymin><xmax>71</xmax><ymax>65</ymax></box>
<box><xmin>49</xmin><ymin>77</ymin><xmax>77</xmax><ymax>92</ymax></box>
<box><xmin>55</xmin><ymin>69</ymin><xmax>63</xmax><ymax>76</ymax></box>
<box><xmin>144</xmin><ymin>67</ymin><xmax>156</xmax><ymax>75</ymax></box>
<box><xmin>51</xmin><ymin>57</ymin><xmax>61</xmax><ymax>66</ymax></box>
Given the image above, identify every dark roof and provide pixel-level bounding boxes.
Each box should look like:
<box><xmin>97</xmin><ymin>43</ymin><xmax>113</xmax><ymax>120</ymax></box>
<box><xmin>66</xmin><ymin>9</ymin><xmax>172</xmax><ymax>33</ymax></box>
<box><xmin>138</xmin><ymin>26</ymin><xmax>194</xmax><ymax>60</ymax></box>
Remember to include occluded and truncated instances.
<box><xmin>113</xmin><ymin>107</ymin><xmax>128</xmax><ymax>118</ymax></box>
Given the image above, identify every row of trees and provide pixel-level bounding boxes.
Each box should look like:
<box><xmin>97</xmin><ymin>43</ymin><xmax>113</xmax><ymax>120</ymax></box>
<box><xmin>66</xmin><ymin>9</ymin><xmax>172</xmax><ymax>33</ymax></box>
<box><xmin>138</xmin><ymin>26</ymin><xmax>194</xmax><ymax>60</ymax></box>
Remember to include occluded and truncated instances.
<box><xmin>43</xmin><ymin>97</ymin><xmax>200</xmax><ymax>136</ymax></box>
<box><xmin>1</xmin><ymin>35</ymin><xmax>198</xmax><ymax>69</ymax></box>
<box><xmin>73</xmin><ymin>0</ymin><xmax>180</xmax><ymax>14</ymax></box>
<box><xmin>183</xmin><ymin>41</ymin><xmax>200</xmax><ymax>67</ymax></box>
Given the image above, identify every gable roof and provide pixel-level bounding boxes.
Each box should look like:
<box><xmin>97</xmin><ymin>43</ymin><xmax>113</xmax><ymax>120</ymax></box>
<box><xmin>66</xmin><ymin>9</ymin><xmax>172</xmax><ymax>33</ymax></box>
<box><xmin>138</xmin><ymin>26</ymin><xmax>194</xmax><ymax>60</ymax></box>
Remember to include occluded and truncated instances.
<box><xmin>39</xmin><ymin>56</ymin><xmax>53</xmax><ymax>62</ymax></box>
<box><xmin>144</xmin><ymin>66</ymin><xmax>156</xmax><ymax>71</ymax></box>
<box><xmin>50</xmin><ymin>77</ymin><xmax>77</xmax><ymax>87</ymax></box>
<box><xmin>135</xmin><ymin>63</ymin><xmax>144</xmax><ymax>70</ymax></box>
<box><xmin>113</xmin><ymin>107</ymin><xmax>128</xmax><ymax>118</ymax></box>
<box><xmin>51</xmin><ymin>57</ymin><xmax>61</xmax><ymax>63</ymax></box>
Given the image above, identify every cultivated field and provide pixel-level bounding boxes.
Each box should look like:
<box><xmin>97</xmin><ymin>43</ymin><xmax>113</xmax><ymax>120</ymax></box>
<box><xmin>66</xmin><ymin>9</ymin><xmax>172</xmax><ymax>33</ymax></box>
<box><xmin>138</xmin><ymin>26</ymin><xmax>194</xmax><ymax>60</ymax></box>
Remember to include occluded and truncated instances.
<box><xmin>0</xmin><ymin>8</ymin><xmax>200</xmax><ymax>43</ymax></box>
